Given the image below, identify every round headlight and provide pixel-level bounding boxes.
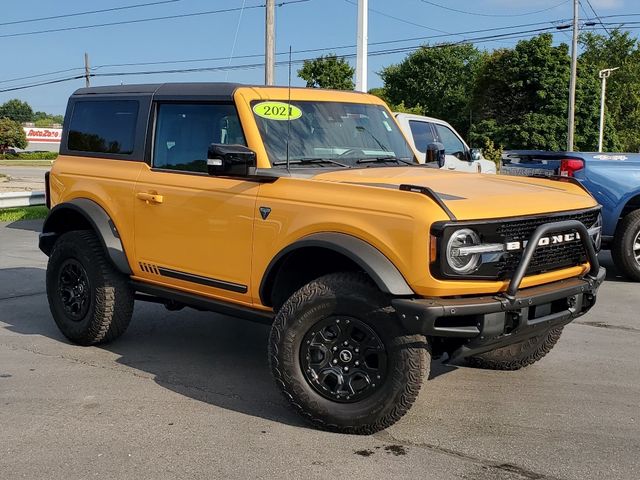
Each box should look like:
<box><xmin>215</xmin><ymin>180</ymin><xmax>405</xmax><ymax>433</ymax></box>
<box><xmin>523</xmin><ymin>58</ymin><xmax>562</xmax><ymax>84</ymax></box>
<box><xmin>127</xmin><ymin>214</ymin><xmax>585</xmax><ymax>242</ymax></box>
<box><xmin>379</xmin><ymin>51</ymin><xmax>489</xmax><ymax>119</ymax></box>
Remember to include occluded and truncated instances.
<box><xmin>446</xmin><ymin>228</ymin><xmax>481</xmax><ymax>274</ymax></box>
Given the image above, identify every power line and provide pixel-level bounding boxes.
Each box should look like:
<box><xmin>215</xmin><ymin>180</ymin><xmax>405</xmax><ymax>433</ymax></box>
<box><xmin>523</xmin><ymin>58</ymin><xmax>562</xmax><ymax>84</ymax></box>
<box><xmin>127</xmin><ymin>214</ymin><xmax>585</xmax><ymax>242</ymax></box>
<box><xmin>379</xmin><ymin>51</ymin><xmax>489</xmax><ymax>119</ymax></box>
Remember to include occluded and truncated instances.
<box><xmin>0</xmin><ymin>19</ymin><xmax>574</xmax><ymax>87</ymax></box>
<box><xmin>3</xmin><ymin>19</ymin><xmax>635</xmax><ymax>93</ymax></box>
<box><xmin>0</xmin><ymin>26</ymin><xmax>570</xmax><ymax>93</ymax></box>
<box><xmin>93</xmin><ymin>20</ymin><xmax>574</xmax><ymax>69</ymax></box>
<box><xmin>0</xmin><ymin>75</ymin><xmax>86</xmax><ymax>94</ymax></box>
<box><xmin>0</xmin><ymin>0</ymin><xmax>182</xmax><ymax>27</ymax></box>
<box><xmin>583</xmin><ymin>0</ymin><xmax>612</xmax><ymax>36</ymax></box>
<box><xmin>588</xmin><ymin>13</ymin><xmax>640</xmax><ymax>20</ymax></box>
<box><xmin>0</xmin><ymin>67</ymin><xmax>85</xmax><ymax>85</ymax></box>
<box><xmin>0</xmin><ymin>0</ymin><xmax>310</xmax><ymax>39</ymax></box>
<box><xmin>419</xmin><ymin>0</ymin><xmax>571</xmax><ymax>18</ymax></box>
<box><xmin>343</xmin><ymin>0</ymin><xmax>450</xmax><ymax>35</ymax></box>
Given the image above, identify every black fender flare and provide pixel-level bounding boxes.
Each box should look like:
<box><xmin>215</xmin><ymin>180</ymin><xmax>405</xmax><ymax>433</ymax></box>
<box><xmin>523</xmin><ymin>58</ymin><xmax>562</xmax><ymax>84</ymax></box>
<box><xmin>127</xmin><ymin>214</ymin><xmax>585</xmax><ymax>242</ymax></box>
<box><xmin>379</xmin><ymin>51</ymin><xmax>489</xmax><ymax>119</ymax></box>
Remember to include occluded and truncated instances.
<box><xmin>39</xmin><ymin>198</ymin><xmax>132</xmax><ymax>275</ymax></box>
<box><xmin>259</xmin><ymin>232</ymin><xmax>414</xmax><ymax>304</ymax></box>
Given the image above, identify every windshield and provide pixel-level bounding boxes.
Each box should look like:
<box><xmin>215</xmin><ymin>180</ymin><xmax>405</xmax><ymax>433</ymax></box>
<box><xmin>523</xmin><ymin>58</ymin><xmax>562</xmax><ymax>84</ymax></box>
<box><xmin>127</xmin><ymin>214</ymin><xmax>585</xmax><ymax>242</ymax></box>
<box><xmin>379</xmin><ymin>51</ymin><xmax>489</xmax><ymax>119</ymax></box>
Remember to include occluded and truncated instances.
<box><xmin>252</xmin><ymin>100</ymin><xmax>416</xmax><ymax>168</ymax></box>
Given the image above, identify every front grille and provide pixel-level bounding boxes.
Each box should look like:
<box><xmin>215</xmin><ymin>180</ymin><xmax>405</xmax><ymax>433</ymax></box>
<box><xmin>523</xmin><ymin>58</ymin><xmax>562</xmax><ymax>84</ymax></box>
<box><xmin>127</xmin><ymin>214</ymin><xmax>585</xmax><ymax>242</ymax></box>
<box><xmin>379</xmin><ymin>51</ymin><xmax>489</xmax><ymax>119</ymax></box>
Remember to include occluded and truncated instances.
<box><xmin>496</xmin><ymin>210</ymin><xmax>598</xmax><ymax>241</ymax></box>
<box><xmin>495</xmin><ymin>209</ymin><xmax>598</xmax><ymax>278</ymax></box>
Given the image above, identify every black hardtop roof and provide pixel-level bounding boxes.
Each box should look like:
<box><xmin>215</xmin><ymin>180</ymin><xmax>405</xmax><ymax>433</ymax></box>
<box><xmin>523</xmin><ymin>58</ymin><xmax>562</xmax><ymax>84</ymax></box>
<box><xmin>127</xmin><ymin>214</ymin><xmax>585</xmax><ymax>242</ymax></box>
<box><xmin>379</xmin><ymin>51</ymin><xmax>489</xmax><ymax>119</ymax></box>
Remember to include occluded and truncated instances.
<box><xmin>70</xmin><ymin>82</ymin><xmax>374</xmax><ymax>99</ymax></box>
<box><xmin>71</xmin><ymin>82</ymin><xmax>243</xmax><ymax>97</ymax></box>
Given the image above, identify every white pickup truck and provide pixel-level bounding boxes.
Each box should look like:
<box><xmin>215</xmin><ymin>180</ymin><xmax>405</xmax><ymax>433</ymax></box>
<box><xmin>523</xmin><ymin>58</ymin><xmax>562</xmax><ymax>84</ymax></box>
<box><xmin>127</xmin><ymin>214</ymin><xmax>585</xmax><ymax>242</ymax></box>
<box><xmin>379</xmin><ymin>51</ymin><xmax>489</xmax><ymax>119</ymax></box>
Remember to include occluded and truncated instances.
<box><xmin>395</xmin><ymin>113</ymin><xmax>496</xmax><ymax>174</ymax></box>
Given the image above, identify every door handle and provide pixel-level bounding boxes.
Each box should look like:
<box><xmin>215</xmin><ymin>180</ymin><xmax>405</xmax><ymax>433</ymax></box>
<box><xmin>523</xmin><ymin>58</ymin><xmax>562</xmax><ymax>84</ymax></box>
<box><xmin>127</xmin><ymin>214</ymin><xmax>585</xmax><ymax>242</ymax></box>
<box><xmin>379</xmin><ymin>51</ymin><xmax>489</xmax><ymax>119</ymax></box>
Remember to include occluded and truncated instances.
<box><xmin>136</xmin><ymin>192</ymin><xmax>164</xmax><ymax>204</ymax></box>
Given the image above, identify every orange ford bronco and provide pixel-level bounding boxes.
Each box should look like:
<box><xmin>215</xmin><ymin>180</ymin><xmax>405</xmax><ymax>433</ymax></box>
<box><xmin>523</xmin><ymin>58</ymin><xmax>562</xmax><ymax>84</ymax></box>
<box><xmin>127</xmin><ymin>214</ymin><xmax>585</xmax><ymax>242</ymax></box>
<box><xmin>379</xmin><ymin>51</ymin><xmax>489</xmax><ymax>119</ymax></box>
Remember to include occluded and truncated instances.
<box><xmin>40</xmin><ymin>83</ymin><xmax>605</xmax><ymax>434</ymax></box>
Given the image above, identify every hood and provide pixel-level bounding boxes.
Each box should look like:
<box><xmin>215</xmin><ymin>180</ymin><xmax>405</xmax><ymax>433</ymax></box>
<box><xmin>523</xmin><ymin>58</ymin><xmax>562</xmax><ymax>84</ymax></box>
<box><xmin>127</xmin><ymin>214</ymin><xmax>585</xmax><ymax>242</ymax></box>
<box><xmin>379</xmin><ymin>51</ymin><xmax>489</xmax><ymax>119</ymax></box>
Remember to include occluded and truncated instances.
<box><xmin>312</xmin><ymin>167</ymin><xmax>597</xmax><ymax>220</ymax></box>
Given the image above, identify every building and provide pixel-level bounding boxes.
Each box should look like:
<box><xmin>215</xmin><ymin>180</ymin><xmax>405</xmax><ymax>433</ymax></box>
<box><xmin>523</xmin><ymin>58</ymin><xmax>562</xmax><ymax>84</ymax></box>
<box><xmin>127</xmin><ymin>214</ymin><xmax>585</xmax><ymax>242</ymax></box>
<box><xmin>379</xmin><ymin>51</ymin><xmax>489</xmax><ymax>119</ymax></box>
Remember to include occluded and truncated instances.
<box><xmin>22</xmin><ymin>125</ymin><xmax>62</xmax><ymax>152</ymax></box>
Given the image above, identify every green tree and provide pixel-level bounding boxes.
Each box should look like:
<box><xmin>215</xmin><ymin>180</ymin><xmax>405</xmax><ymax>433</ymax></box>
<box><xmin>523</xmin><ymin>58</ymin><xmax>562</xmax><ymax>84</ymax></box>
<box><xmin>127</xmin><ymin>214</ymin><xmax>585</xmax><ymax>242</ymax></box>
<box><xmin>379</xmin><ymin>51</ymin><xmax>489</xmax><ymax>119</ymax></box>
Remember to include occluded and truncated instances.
<box><xmin>0</xmin><ymin>99</ymin><xmax>34</xmax><ymax>123</ymax></box>
<box><xmin>379</xmin><ymin>44</ymin><xmax>483</xmax><ymax>138</ymax></box>
<box><xmin>368</xmin><ymin>88</ymin><xmax>423</xmax><ymax>114</ymax></box>
<box><xmin>298</xmin><ymin>54</ymin><xmax>355</xmax><ymax>90</ymax></box>
<box><xmin>33</xmin><ymin>111</ymin><xmax>64</xmax><ymax>127</ymax></box>
<box><xmin>0</xmin><ymin>117</ymin><xmax>28</xmax><ymax>150</ymax></box>
<box><xmin>471</xmin><ymin>34</ymin><xmax>570</xmax><ymax>150</ymax></box>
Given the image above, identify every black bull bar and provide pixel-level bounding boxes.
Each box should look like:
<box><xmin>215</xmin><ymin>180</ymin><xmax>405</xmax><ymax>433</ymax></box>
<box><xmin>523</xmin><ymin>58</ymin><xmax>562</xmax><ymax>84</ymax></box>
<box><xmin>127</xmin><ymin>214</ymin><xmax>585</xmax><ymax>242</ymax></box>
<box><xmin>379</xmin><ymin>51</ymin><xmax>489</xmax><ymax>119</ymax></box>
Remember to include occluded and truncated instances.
<box><xmin>392</xmin><ymin>220</ymin><xmax>605</xmax><ymax>359</ymax></box>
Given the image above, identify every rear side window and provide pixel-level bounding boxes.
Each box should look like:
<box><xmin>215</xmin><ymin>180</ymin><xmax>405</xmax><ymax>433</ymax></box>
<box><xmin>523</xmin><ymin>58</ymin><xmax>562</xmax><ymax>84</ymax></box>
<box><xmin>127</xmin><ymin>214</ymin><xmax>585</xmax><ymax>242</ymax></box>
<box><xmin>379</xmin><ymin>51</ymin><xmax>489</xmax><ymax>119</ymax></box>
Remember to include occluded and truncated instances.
<box><xmin>408</xmin><ymin>120</ymin><xmax>436</xmax><ymax>153</ymax></box>
<box><xmin>68</xmin><ymin>100</ymin><xmax>138</xmax><ymax>154</ymax></box>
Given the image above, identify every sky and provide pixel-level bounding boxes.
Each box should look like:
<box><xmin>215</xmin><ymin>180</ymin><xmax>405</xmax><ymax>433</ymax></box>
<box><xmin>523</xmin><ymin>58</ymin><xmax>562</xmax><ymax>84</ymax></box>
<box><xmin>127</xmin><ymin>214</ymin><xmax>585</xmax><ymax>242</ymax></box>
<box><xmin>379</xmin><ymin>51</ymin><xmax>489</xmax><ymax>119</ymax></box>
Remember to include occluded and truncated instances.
<box><xmin>0</xmin><ymin>0</ymin><xmax>633</xmax><ymax>115</ymax></box>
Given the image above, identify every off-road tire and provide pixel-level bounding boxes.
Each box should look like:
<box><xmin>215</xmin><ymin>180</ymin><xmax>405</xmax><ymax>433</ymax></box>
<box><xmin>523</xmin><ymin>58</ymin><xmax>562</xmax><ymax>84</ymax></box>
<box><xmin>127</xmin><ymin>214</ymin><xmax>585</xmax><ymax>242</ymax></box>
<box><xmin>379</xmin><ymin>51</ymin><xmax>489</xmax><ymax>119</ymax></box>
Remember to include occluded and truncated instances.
<box><xmin>465</xmin><ymin>327</ymin><xmax>563</xmax><ymax>371</ymax></box>
<box><xmin>268</xmin><ymin>272</ymin><xmax>429</xmax><ymax>434</ymax></box>
<box><xmin>611</xmin><ymin>209</ymin><xmax>640</xmax><ymax>281</ymax></box>
<box><xmin>46</xmin><ymin>230</ymin><xmax>134</xmax><ymax>345</ymax></box>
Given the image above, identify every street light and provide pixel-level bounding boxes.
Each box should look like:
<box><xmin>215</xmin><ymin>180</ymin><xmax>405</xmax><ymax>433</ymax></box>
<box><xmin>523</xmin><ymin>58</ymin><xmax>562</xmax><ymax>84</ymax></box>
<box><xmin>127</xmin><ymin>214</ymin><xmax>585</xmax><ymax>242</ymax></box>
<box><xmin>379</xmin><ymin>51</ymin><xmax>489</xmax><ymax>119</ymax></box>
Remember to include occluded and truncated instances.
<box><xmin>598</xmin><ymin>67</ymin><xmax>619</xmax><ymax>152</ymax></box>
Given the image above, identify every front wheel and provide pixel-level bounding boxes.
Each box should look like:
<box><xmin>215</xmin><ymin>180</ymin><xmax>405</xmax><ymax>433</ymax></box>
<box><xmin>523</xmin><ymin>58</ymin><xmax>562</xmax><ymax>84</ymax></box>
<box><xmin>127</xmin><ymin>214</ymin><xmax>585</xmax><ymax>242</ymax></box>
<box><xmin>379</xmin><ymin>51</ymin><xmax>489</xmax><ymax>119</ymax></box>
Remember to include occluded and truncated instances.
<box><xmin>268</xmin><ymin>272</ymin><xmax>429</xmax><ymax>434</ymax></box>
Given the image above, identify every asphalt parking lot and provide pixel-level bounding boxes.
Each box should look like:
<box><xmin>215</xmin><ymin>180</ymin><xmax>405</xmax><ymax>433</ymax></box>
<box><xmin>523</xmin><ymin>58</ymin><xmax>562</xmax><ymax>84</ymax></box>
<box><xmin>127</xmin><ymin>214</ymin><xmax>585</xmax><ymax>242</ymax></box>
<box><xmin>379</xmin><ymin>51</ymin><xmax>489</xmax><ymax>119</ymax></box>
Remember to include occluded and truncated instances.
<box><xmin>0</xmin><ymin>219</ymin><xmax>638</xmax><ymax>480</ymax></box>
<box><xmin>0</xmin><ymin>166</ymin><xmax>50</xmax><ymax>193</ymax></box>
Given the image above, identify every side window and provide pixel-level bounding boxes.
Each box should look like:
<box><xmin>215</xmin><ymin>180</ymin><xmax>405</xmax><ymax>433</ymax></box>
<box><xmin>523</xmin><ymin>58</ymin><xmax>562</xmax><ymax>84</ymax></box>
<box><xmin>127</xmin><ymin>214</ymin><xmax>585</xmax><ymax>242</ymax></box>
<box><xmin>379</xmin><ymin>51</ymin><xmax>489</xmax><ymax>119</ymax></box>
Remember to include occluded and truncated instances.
<box><xmin>153</xmin><ymin>103</ymin><xmax>246</xmax><ymax>173</ymax></box>
<box><xmin>68</xmin><ymin>100</ymin><xmax>138</xmax><ymax>154</ymax></box>
<box><xmin>408</xmin><ymin>120</ymin><xmax>436</xmax><ymax>153</ymax></box>
<box><xmin>434</xmin><ymin>124</ymin><xmax>466</xmax><ymax>156</ymax></box>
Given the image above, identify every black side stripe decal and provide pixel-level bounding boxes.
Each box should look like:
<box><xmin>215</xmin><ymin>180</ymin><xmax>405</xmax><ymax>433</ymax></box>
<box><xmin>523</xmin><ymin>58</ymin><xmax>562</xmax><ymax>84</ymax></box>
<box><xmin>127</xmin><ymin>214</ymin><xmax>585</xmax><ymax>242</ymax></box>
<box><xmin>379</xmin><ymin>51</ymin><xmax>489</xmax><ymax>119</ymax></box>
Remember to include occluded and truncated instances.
<box><xmin>157</xmin><ymin>267</ymin><xmax>248</xmax><ymax>294</ymax></box>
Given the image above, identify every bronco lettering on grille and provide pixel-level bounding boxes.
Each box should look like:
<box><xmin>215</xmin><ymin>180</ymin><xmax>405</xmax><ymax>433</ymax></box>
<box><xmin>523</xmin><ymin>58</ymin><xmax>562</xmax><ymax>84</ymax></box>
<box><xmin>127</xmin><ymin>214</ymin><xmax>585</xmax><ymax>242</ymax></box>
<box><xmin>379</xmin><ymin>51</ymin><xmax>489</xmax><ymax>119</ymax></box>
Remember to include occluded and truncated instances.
<box><xmin>505</xmin><ymin>232</ymin><xmax>581</xmax><ymax>251</ymax></box>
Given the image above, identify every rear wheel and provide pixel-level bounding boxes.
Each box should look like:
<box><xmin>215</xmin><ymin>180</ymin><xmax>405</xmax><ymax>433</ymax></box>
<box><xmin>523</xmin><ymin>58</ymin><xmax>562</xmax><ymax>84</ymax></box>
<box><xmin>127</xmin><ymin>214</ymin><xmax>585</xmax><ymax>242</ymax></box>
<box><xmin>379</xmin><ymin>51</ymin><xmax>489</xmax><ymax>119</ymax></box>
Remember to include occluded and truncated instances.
<box><xmin>611</xmin><ymin>209</ymin><xmax>640</xmax><ymax>281</ymax></box>
<box><xmin>269</xmin><ymin>272</ymin><xmax>429</xmax><ymax>434</ymax></box>
<box><xmin>465</xmin><ymin>327</ymin><xmax>563</xmax><ymax>371</ymax></box>
<box><xmin>46</xmin><ymin>230</ymin><xmax>134</xmax><ymax>345</ymax></box>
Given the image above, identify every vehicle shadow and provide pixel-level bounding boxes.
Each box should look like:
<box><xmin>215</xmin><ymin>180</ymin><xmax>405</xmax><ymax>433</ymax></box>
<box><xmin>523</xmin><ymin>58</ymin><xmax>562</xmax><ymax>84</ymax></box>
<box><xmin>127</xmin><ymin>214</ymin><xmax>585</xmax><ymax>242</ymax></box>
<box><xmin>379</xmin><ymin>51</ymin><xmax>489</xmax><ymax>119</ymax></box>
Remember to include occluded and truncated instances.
<box><xmin>106</xmin><ymin>308</ymin><xmax>455</xmax><ymax>424</ymax></box>
<box><xmin>5</xmin><ymin>219</ymin><xmax>44</xmax><ymax>233</ymax></box>
<box><xmin>1</xmin><ymin>267</ymin><xmax>459</xmax><ymax>429</ymax></box>
<box><xmin>598</xmin><ymin>250</ymin><xmax>629</xmax><ymax>282</ymax></box>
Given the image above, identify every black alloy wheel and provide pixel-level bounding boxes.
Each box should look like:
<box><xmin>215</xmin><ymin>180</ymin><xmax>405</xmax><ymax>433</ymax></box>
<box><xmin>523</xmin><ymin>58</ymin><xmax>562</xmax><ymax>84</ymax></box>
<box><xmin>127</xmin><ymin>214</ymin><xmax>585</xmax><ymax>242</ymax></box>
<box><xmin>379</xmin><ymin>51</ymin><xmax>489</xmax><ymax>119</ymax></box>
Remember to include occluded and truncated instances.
<box><xmin>269</xmin><ymin>272</ymin><xmax>430</xmax><ymax>434</ymax></box>
<box><xmin>46</xmin><ymin>230</ymin><xmax>134</xmax><ymax>345</ymax></box>
<box><xmin>300</xmin><ymin>316</ymin><xmax>387</xmax><ymax>403</ymax></box>
<box><xmin>57</xmin><ymin>259</ymin><xmax>91</xmax><ymax>321</ymax></box>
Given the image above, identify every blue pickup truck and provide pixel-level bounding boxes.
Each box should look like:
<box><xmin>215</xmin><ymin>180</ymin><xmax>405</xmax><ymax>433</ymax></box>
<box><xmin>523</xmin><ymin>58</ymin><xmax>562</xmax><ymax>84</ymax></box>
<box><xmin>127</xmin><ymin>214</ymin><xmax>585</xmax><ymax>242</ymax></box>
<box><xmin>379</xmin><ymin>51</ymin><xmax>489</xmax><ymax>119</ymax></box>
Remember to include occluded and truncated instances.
<box><xmin>502</xmin><ymin>151</ymin><xmax>640</xmax><ymax>281</ymax></box>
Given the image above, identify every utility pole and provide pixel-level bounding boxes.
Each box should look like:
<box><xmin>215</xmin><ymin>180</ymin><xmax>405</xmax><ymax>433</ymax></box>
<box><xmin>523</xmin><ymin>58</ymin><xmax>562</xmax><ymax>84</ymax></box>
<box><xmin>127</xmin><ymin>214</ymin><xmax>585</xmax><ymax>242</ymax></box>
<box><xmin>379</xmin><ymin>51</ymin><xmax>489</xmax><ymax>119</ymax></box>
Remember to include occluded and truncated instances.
<box><xmin>84</xmin><ymin>52</ymin><xmax>90</xmax><ymax>88</ymax></box>
<box><xmin>567</xmin><ymin>0</ymin><xmax>578</xmax><ymax>151</ymax></box>
<box><xmin>598</xmin><ymin>67</ymin><xmax>619</xmax><ymax>152</ymax></box>
<box><xmin>265</xmin><ymin>0</ymin><xmax>275</xmax><ymax>85</ymax></box>
<box><xmin>355</xmin><ymin>0</ymin><xmax>368</xmax><ymax>92</ymax></box>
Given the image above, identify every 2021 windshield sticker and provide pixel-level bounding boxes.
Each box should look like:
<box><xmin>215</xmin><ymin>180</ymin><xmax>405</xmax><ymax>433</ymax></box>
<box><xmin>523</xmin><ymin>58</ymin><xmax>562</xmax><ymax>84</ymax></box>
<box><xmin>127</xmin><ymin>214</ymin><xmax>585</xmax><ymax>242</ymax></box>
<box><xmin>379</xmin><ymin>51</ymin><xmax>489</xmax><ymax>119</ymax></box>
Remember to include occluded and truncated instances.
<box><xmin>253</xmin><ymin>101</ymin><xmax>302</xmax><ymax>121</ymax></box>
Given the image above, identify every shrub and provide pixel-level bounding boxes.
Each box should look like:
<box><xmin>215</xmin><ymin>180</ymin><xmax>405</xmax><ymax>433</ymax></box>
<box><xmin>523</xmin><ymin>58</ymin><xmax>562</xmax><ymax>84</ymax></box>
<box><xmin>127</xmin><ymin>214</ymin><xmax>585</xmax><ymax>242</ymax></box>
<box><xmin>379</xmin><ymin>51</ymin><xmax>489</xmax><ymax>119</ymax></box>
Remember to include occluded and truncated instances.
<box><xmin>0</xmin><ymin>151</ymin><xmax>58</xmax><ymax>160</ymax></box>
<box><xmin>482</xmin><ymin>138</ymin><xmax>503</xmax><ymax>171</ymax></box>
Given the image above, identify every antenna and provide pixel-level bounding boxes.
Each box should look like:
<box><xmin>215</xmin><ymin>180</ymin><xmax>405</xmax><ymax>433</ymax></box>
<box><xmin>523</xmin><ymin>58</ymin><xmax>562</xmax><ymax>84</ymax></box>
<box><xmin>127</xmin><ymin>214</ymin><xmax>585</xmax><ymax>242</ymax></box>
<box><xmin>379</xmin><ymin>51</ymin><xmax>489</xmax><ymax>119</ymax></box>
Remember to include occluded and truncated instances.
<box><xmin>285</xmin><ymin>45</ymin><xmax>292</xmax><ymax>171</ymax></box>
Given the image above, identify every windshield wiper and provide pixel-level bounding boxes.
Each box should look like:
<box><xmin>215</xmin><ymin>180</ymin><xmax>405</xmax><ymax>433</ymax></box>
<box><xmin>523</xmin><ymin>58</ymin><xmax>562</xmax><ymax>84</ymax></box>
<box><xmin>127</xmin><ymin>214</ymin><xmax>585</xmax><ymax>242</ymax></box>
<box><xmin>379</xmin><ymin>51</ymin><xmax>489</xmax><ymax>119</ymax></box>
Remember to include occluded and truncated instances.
<box><xmin>355</xmin><ymin>125</ymin><xmax>390</xmax><ymax>152</ymax></box>
<box><xmin>272</xmin><ymin>157</ymin><xmax>350</xmax><ymax>168</ymax></box>
<box><xmin>356</xmin><ymin>156</ymin><xmax>414</xmax><ymax>165</ymax></box>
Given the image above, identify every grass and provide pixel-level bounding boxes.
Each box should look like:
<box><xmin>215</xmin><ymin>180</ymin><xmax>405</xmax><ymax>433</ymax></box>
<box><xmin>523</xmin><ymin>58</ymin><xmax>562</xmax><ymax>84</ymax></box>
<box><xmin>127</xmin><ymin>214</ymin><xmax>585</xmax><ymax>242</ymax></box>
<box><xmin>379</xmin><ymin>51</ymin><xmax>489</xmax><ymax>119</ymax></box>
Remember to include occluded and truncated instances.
<box><xmin>0</xmin><ymin>205</ymin><xmax>49</xmax><ymax>222</ymax></box>
<box><xmin>0</xmin><ymin>160</ymin><xmax>54</xmax><ymax>167</ymax></box>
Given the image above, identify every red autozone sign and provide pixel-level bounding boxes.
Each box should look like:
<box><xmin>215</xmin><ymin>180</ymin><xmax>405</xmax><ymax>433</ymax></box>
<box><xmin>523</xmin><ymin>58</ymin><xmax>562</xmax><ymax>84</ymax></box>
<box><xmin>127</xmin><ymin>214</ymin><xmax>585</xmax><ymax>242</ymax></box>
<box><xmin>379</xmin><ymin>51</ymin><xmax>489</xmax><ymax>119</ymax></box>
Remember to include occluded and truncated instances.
<box><xmin>23</xmin><ymin>127</ymin><xmax>62</xmax><ymax>143</ymax></box>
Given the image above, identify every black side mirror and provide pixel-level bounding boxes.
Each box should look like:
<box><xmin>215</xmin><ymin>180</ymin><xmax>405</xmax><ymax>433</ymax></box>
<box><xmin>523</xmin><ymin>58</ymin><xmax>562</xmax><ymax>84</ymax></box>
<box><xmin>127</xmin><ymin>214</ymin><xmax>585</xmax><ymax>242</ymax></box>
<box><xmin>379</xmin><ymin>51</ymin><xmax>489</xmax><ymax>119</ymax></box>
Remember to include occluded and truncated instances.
<box><xmin>426</xmin><ymin>142</ymin><xmax>445</xmax><ymax>168</ymax></box>
<box><xmin>207</xmin><ymin>144</ymin><xmax>257</xmax><ymax>177</ymax></box>
<box><xmin>470</xmin><ymin>148</ymin><xmax>482</xmax><ymax>161</ymax></box>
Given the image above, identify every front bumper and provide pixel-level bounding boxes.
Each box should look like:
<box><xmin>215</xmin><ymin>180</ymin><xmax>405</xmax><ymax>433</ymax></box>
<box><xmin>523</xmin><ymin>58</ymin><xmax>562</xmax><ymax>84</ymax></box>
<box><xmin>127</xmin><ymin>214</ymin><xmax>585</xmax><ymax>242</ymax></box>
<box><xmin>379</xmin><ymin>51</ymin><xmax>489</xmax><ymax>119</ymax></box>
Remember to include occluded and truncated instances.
<box><xmin>393</xmin><ymin>219</ymin><xmax>605</xmax><ymax>360</ymax></box>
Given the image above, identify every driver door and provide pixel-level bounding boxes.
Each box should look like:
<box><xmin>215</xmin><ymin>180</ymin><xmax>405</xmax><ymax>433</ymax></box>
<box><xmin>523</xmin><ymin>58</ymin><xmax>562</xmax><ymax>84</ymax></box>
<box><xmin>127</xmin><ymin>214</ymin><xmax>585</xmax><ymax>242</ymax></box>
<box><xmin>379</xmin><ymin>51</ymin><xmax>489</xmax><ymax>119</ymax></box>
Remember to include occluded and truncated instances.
<box><xmin>133</xmin><ymin>102</ymin><xmax>259</xmax><ymax>305</ymax></box>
